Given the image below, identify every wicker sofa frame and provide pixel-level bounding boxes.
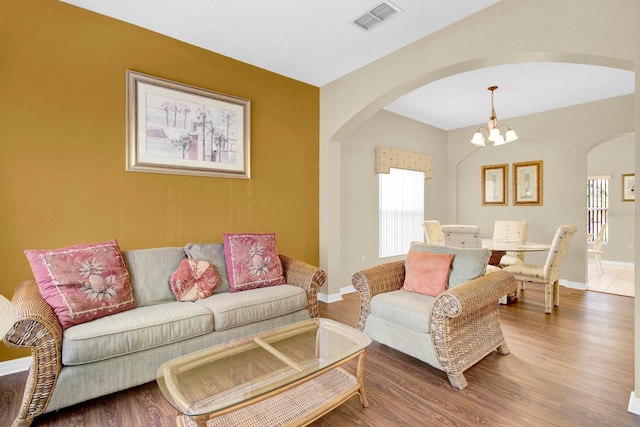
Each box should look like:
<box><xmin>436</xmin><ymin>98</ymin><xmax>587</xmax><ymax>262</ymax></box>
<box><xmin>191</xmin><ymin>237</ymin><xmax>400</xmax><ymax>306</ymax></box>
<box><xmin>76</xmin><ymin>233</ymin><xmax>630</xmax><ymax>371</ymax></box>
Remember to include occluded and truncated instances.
<box><xmin>3</xmin><ymin>254</ymin><xmax>325</xmax><ymax>427</ymax></box>
<box><xmin>352</xmin><ymin>260</ymin><xmax>516</xmax><ymax>389</ymax></box>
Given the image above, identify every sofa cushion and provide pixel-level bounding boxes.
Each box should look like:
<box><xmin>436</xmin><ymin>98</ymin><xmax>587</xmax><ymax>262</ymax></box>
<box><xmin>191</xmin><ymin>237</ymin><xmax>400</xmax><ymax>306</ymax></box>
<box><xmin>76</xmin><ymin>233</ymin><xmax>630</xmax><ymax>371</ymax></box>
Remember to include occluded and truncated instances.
<box><xmin>184</xmin><ymin>243</ymin><xmax>230</xmax><ymax>293</ymax></box>
<box><xmin>62</xmin><ymin>301</ymin><xmax>213</xmax><ymax>365</ymax></box>
<box><xmin>408</xmin><ymin>242</ymin><xmax>490</xmax><ymax>288</ymax></box>
<box><xmin>403</xmin><ymin>251</ymin><xmax>453</xmax><ymax>296</ymax></box>
<box><xmin>169</xmin><ymin>259</ymin><xmax>219</xmax><ymax>301</ymax></box>
<box><xmin>194</xmin><ymin>285</ymin><xmax>308</xmax><ymax>331</ymax></box>
<box><xmin>222</xmin><ymin>233</ymin><xmax>286</xmax><ymax>293</ymax></box>
<box><xmin>369</xmin><ymin>289</ymin><xmax>435</xmax><ymax>334</ymax></box>
<box><xmin>123</xmin><ymin>247</ymin><xmax>186</xmax><ymax>307</ymax></box>
<box><xmin>24</xmin><ymin>239</ymin><xmax>136</xmax><ymax>330</ymax></box>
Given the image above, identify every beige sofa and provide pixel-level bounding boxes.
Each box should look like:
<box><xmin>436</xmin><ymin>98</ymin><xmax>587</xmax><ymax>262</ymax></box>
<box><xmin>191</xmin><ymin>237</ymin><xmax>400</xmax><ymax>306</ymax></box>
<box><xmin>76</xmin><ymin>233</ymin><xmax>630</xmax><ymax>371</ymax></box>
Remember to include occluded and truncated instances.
<box><xmin>352</xmin><ymin>242</ymin><xmax>516</xmax><ymax>389</ymax></box>
<box><xmin>4</xmin><ymin>243</ymin><xmax>325</xmax><ymax>427</ymax></box>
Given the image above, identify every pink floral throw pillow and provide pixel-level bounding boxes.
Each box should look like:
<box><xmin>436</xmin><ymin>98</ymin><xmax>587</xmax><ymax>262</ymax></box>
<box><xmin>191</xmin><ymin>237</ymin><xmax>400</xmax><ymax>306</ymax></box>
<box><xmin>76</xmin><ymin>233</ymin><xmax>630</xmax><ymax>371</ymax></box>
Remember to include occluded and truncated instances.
<box><xmin>223</xmin><ymin>233</ymin><xmax>287</xmax><ymax>293</ymax></box>
<box><xmin>24</xmin><ymin>239</ymin><xmax>136</xmax><ymax>330</ymax></box>
<box><xmin>169</xmin><ymin>259</ymin><xmax>220</xmax><ymax>302</ymax></box>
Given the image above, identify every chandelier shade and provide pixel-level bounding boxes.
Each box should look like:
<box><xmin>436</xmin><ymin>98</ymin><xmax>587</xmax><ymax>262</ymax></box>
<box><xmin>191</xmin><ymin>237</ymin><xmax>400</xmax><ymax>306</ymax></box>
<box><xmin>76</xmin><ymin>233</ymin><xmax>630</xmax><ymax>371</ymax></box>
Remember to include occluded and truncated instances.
<box><xmin>470</xmin><ymin>86</ymin><xmax>518</xmax><ymax>147</ymax></box>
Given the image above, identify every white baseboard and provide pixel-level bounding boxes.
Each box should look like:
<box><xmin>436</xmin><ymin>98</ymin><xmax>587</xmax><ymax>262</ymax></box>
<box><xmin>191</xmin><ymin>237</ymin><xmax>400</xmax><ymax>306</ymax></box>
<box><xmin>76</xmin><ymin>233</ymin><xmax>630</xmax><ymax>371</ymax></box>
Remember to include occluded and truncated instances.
<box><xmin>318</xmin><ymin>285</ymin><xmax>357</xmax><ymax>304</ymax></box>
<box><xmin>0</xmin><ymin>356</ymin><xmax>30</xmax><ymax>376</ymax></box>
<box><xmin>628</xmin><ymin>391</ymin><xmax>640</xmax><ymax>415</ymax></box>
<box><xmin>560</xmin><ymin>279</ymin><xmax>587</xmax><ymax>290</ymax></box>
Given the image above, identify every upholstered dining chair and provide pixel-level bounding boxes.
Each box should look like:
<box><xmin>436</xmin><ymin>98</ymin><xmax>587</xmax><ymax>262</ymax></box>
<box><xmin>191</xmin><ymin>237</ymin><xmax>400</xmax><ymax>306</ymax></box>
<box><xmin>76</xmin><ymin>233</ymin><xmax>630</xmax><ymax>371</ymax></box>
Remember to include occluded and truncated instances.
<box><xmin>588</xmin><ymin>224</ymin><xmax>606</xmax><ymax>276</ymax></box>
<box><xmin>423</xmin><ymin>220</ymin><xmax>445</xmax><ymax>245</ymax></box>
<box><xmin>493</xmin><ymin>220</ymin><xmax>528</xmax><ymax>267</ymax></box>
<box><xmin>503</xmin><ymin>225</ymin><xmax>578</xmax><ymax>314</ymax></box>
<box><xmin>442</xmin><ymin>224</ymin><xmax>482</xmax><ymax>248</ymax></box>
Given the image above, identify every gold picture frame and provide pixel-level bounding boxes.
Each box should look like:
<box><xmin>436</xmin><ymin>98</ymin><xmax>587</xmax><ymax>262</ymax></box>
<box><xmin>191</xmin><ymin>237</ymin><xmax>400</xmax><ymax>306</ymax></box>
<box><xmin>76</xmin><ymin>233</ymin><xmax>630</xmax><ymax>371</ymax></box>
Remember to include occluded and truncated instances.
<box><xmin>622</xmin><ymin>173</ymin><xmax>635</xmax><ymax>201</ymax></box>
<box><xmin>481</xmin><ymin>164</ymin><xmax>507</xmax><ymax>206</ymax></box>
<box><xmin>513</xmin><ymin>160</ymin><xmax>543</xmax><ymax>206</ymax></box>
<box><xmin>126</xmin><ymin>70</ymin><xmax>251</xmax><ymax>179</ymax></box>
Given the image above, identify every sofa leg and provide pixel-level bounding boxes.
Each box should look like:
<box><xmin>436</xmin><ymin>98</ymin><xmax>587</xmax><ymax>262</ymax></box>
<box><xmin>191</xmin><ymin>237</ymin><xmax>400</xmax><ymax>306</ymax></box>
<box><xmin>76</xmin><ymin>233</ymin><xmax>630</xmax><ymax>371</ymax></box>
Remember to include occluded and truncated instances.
<box><xmin>447</xmin><ymin>372</ymin><xmax>467</xmax><ymax>390</ymax></box>
<box><xmin>496</xmin><ymin>343</ymin><xmax>510</xmax><ymax>355</ymax></box>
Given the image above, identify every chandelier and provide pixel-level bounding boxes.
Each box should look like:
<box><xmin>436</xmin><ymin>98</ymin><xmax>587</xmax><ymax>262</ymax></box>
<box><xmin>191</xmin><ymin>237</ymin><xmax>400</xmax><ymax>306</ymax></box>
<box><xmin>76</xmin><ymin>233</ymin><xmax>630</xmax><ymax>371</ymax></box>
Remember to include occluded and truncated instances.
<box><xmin>470</xmin><ymin>85</ymin><xmax>518</xmax><ymax>147</ymax></box>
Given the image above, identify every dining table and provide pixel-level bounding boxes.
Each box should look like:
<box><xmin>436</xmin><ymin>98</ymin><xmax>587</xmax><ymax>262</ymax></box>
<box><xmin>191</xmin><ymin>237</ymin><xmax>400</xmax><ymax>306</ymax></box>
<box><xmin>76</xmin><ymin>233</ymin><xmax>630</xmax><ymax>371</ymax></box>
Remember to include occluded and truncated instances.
<box><xmin>481</xmin><ymin>239</ymin><xmax>551</xmax><ymax>266</ymax></box>
<box><xmin>481</xmin><ymin>239</ymin><xmax>552</xmax><ymax>305</ymax></box>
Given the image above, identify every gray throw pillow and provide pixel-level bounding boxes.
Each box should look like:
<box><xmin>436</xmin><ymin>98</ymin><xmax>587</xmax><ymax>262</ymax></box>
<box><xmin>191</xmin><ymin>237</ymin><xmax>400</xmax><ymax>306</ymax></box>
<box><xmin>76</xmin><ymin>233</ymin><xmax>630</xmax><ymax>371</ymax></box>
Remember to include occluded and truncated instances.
<box><xmin>184</xmin><ymin>243</ymin><xmax>230</xmax><ymax>293</ymax></box>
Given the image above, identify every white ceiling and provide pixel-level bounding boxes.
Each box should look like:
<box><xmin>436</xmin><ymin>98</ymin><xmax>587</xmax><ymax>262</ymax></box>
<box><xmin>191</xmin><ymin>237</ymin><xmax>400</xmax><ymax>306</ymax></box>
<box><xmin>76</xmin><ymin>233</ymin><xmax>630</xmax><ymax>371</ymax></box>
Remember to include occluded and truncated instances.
<box><xmin>61</xmin><ymin>0</ymin><xmax>635</xmax><ymax>131</ymax></box>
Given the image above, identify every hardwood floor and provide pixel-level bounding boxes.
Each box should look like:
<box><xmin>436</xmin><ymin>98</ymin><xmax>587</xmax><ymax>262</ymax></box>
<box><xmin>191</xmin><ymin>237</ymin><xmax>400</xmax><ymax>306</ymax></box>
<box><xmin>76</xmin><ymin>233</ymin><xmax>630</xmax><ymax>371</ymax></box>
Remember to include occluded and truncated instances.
<box><xmin>1</xmin><ymin>284</ymin><xmax>638</xmax><ymax>426</ymax></box>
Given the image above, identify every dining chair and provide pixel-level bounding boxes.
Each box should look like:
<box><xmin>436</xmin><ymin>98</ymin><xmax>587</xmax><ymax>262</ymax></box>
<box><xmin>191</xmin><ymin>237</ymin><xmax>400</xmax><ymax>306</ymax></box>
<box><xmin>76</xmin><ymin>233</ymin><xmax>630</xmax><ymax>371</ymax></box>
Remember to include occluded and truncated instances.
<box><xmin>442</xmin><ymin>224</ymin><xmax>501</xmax><ymax>274</ymax></box>
<box><xmin>588</xmin><ymin>224</ymin><xmax>606</xmax><ymax>276</ymax></box>
<box><xmin>441</xmin><ymin>224</ymin><xmax>482</xmax><ymax>248</ymax></box>
<box><xmin>503</xmin><ymin>225</ymin><xmax>578</xmax><ymax>314</ymax></box>
<box><xmin>422</xmin><ymin>220</ymin><xmax>445</xmax><ymax>245</ymax></box>
<box><xmin>493</xmin><ymin>220</ymin><xmax>528</xmax><ymax>267</ymax></box>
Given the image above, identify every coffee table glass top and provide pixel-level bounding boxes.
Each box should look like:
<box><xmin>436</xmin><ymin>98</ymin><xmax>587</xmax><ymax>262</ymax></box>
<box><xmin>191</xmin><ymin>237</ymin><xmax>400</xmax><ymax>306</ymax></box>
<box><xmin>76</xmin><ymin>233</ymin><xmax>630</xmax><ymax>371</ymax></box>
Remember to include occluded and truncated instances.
<box><xmin>156</xmin><ymin>318</ymin><xmax>371</xmax><ymax>416</ymax></box>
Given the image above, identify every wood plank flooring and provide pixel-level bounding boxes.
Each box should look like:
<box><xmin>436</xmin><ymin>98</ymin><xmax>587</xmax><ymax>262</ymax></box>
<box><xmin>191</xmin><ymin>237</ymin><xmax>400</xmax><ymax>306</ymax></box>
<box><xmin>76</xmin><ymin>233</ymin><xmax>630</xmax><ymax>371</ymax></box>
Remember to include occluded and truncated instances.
<box><xmin>1</xmin><ymin>283</ymin><xmax>638</xmax><ymax>426</ymax></box>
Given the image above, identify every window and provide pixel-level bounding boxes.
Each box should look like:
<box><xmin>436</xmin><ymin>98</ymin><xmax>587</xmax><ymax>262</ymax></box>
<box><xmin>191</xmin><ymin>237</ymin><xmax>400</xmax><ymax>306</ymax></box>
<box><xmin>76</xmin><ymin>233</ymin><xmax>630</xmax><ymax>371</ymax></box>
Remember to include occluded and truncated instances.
<box><xmin>587</xmin><ymin>175</ymin><xmax>608</xmax><ymax>243</ymax></box>
<box><xmin>379</xmin><ymin>167</ymin><xmax>424</xmax><ymax>257</ymax></box>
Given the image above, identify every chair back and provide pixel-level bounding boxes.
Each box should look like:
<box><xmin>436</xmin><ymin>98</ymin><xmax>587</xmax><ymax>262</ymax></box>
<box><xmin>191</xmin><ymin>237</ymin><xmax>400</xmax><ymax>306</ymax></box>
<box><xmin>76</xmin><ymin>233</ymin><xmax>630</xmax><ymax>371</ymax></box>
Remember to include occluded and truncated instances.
<box><xmin>423</xmin><ymin>220</ymin><xmax>444</xmax><ymax>245</ymax></box>
<box><xmin>493</xmin><ymin>220</ymin><xmax>528</xmax><ymax>261</ymax></box>
<box><xmin>590</xmin><ymin>224</ymin><xmax>606</xmax><ymax>253</ymax></box>
<box><xmin>543</xmin><ymin>225</ymin><xmax>578</xmax><ymax>281</ymax></box>
<box><xmin>442</xmin><ymin>225</ymin><xmax>482</xmax><ymax>248</ymax></box>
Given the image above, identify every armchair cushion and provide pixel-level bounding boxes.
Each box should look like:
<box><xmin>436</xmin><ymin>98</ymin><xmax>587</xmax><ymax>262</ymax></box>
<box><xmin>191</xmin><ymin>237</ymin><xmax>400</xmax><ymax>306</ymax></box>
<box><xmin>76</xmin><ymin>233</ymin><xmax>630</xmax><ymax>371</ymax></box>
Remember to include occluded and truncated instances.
<box><xmin>408</xmin><ymin>242</ymin><xmax>490</xmax><ymax>288</ymax></box>
<box><xmin>370</xmin><ymin>290</ymin><xmax>436</xmax><ymax>334</ymax></box>
<box><xmin>402</xmin><ymin>251</ymin><xmax>453</xmax><ymax>296</ymax></box>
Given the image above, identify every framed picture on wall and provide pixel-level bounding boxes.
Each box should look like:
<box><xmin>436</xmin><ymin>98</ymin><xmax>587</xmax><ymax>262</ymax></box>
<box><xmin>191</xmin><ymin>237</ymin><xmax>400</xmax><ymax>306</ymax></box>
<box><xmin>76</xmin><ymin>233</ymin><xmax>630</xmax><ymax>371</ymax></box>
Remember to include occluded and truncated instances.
<box><xmin>481</xmin><ymin>164</ymin><xmax>507</xmax><ymax>206</ymax></box>
<box><xmin>513</xmin><ymin>160</ymin><xmax>543</xmax><ymax>206</ymax></box>
<box><xmin>126</xmin><ymin>70</ymin><xmax>251</xmax><ymax>179</ymax></box>
<box><xmin>622</xmin><ymin>173</ymin><xmax>635</xmax><ymax>201</ymax></box>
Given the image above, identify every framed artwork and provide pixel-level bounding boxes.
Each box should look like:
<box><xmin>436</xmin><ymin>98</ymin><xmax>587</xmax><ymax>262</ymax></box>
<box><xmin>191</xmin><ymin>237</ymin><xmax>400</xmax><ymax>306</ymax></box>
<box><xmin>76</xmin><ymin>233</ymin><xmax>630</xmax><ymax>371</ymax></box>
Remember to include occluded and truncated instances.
<box><xmin>126</xmin><ymin>70</ymin><xmax>251</xmax><ymax>179</ymax></box>
<box><xmin>481</xmin><ymin>164</ymin><xmax>507</xmax><ymax>206</ymax></box>
<box><xmin>622</xmin><ymin>173</ymin><xmax>635</xmax><ymax>201</ymax></box>
<box><xmin>513</xmin><ymin>160</ymin><xmax>543</xmax><ymax>206</ymax></box>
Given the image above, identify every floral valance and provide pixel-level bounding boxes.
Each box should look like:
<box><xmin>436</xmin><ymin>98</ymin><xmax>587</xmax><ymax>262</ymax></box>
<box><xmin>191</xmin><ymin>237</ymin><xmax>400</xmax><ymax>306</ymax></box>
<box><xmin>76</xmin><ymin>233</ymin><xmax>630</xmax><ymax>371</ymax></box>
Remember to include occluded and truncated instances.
<box><xmin>375</xmin><ymin>146</ymin><xmax>432</xmax><ymax>179</ymax></box>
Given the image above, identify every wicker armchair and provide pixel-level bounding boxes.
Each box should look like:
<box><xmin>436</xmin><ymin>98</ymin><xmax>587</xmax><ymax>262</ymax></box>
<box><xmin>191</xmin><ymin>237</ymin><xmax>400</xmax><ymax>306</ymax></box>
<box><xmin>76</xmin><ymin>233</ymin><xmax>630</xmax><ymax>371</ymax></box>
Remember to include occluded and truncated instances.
<box><xmin>3</xmin><ymin>254</ymin><xmax>325</xmax><ymax>427</ymax></box>
<box><xmin>353</xmin><ymin>260</ymin><xmax>516</xmax><ymax>389</ymax></box>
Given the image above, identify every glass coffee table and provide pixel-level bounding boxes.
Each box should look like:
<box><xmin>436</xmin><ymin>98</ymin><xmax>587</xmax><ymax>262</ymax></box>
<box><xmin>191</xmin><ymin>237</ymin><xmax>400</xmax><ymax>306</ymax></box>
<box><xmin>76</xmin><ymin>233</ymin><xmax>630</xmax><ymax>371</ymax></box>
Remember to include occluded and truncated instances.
<box><xmin>157</xmin><ymin>318</ymin><xmax>372</xmax><ymax>427</ymax></box>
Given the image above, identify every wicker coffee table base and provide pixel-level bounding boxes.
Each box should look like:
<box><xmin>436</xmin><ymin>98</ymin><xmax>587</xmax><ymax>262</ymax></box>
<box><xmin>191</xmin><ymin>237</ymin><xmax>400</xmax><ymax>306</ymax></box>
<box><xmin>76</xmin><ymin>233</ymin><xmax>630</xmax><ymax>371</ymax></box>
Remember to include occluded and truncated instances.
<box><xmin>177</xmin><ymin>349</ymin><xmax>369</xmax><ymax>427</ymax></box>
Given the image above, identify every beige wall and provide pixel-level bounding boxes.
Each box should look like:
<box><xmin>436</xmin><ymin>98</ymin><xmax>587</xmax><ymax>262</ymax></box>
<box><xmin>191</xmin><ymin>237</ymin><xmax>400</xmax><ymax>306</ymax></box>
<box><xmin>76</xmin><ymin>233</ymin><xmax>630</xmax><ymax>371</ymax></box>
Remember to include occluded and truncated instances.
<box><xmin>320</xmin><ymin>0</ymin><xmax>640</xmax><ymax>400</ymax></box>
<box><xmin>450</xmin><ymin>95</ymin><xmax>635</xmax><ymax>282</ymax></box>
<box><xmin>339</xmin><ymin>110</ymin><xmax>447</xmax><ymax>290</ymax></box>
<box><xmin>0</xmin><ymin>0</ymin><xmax>319</xmax><ymax>362</ymax></box>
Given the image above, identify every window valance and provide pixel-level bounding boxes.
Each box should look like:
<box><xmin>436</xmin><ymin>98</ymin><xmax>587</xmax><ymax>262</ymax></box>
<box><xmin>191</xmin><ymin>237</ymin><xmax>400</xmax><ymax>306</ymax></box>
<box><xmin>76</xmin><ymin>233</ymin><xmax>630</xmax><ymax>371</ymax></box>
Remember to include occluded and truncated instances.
<box><xmin>375</xmin><ymin>146</ymin><xmax>432</xmax><ymax>179</ymax></box>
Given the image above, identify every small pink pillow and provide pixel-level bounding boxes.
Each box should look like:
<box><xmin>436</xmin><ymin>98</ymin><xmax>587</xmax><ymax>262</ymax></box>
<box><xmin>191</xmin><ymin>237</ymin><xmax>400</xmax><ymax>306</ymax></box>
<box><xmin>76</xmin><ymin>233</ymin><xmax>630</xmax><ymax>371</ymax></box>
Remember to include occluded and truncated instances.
<box><xmin>169</xmin><ymin>259</ymin><xmax>220</xmax><ymax>301</ymax></box>
<box><xmin>223</xmin><ymin>233</ymin><xmax>286</xmax><ymax>293</ymax></box>
<box><xmin>402</xmin><ymin>251</ymin><xmax>453</xmax><ymax>296</ymax></box>
<box><xmin>24</xmin><ymin>239</ymin><xmax>136</xmax><ymax>330</ymax></box>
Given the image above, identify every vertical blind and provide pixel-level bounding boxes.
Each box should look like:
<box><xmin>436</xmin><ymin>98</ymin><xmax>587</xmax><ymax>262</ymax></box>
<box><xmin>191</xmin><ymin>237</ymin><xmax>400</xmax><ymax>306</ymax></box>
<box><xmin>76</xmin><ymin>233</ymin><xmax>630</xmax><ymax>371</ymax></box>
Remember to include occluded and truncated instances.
<box><xmin>379</xmin><ymin>167</ymin><xmax>424</xmax><ymax>257</ymax></box>
<box><xmin>587</xmin><ymin>175</ymin><xmax>609</xmax><ymax>242</ymax></box>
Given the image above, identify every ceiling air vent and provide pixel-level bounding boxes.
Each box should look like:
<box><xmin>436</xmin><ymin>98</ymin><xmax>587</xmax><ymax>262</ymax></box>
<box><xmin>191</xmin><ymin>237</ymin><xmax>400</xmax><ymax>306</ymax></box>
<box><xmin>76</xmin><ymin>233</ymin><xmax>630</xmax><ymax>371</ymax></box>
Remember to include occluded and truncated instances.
<box><xmin>352</xmin><ymin>1</ymin><xmax>402</xmax><ymax>32</ymax></box>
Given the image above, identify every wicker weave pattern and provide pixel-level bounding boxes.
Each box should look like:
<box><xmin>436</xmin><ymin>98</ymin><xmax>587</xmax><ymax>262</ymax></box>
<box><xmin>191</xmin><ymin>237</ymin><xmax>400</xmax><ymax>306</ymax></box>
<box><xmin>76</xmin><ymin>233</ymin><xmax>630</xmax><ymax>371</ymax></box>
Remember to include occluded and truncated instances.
<box><xmin>351</xmin><ymin>260</ymin><xmax>405</xmax><ymax>331</ymax></box>
<box><xmin>3</xmin><ymin>280</ymin><xmax>63</xmax><ymax>427</ymax></box>
<box><xmin>431</xmin><ymin>271</ymin><xmax>516</xmax><ymax>388</ymax></box>
<box><xmin>182</xmin><ymin>368</ymin><xmax>359</xmax><ymax>427</ymax></box>
<box><xmin>279</xmin><ymin>255</ymin><xmax>325</xmax><ymax>318</ymax></box>
<box><xmin>353</xmin><ymin>259</ymin><xmax>516</xmax><ymax>389</ymax></box>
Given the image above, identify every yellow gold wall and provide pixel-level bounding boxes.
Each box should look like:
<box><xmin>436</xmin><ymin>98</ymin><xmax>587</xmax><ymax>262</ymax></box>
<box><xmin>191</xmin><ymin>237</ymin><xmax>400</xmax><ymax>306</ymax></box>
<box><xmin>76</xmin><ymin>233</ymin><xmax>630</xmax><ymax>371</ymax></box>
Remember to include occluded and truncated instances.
<box><xmin>0</xmin><ymin>1</ymin><xmax>319</xmax><ymax>361</ymax></box>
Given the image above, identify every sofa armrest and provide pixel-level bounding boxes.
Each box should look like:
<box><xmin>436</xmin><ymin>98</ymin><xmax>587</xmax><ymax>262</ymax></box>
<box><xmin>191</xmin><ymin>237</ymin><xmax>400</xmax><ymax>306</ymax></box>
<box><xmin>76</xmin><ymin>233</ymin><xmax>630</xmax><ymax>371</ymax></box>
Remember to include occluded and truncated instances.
<box><xmin>279</xmin><ymin>254</ymin><xmax>326</xmax><ymax>318</ymax></box>
<box><xmin>3</xmin><ymin>280</ymin><xmax>63</xmax><ymax>426</ymax></box>
<box><xmin>351</xmin><ymin>260</ymin><xmax>405</xmax><ymax>331</ymax></box>
<box><xmin>430</xmin><ymin>270</ymin><xmax>516</xmax><ymax>388</ymax></box>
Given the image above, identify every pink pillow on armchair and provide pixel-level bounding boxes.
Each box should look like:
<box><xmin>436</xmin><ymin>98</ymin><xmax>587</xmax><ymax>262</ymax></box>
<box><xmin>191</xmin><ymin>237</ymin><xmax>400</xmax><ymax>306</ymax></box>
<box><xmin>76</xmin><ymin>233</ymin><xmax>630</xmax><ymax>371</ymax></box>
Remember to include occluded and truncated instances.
<box><xmin>24</xmin><ymin>239</ymin><xmax>136</xmax><ymax>330</ymax></box>
<box><xmin>402</xmin><ymin>251</ymin><xmax>453</xmax><ymax>297</ymax></box>
<box><xmin>169</xmin><ymin>259</ymin><xmax>220</xmax><ymax>301</ymax></box>
<box><xmin>223</xmin><ymin>233</ymin><xmax>286</xmax><ymax>293</ymax></box>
